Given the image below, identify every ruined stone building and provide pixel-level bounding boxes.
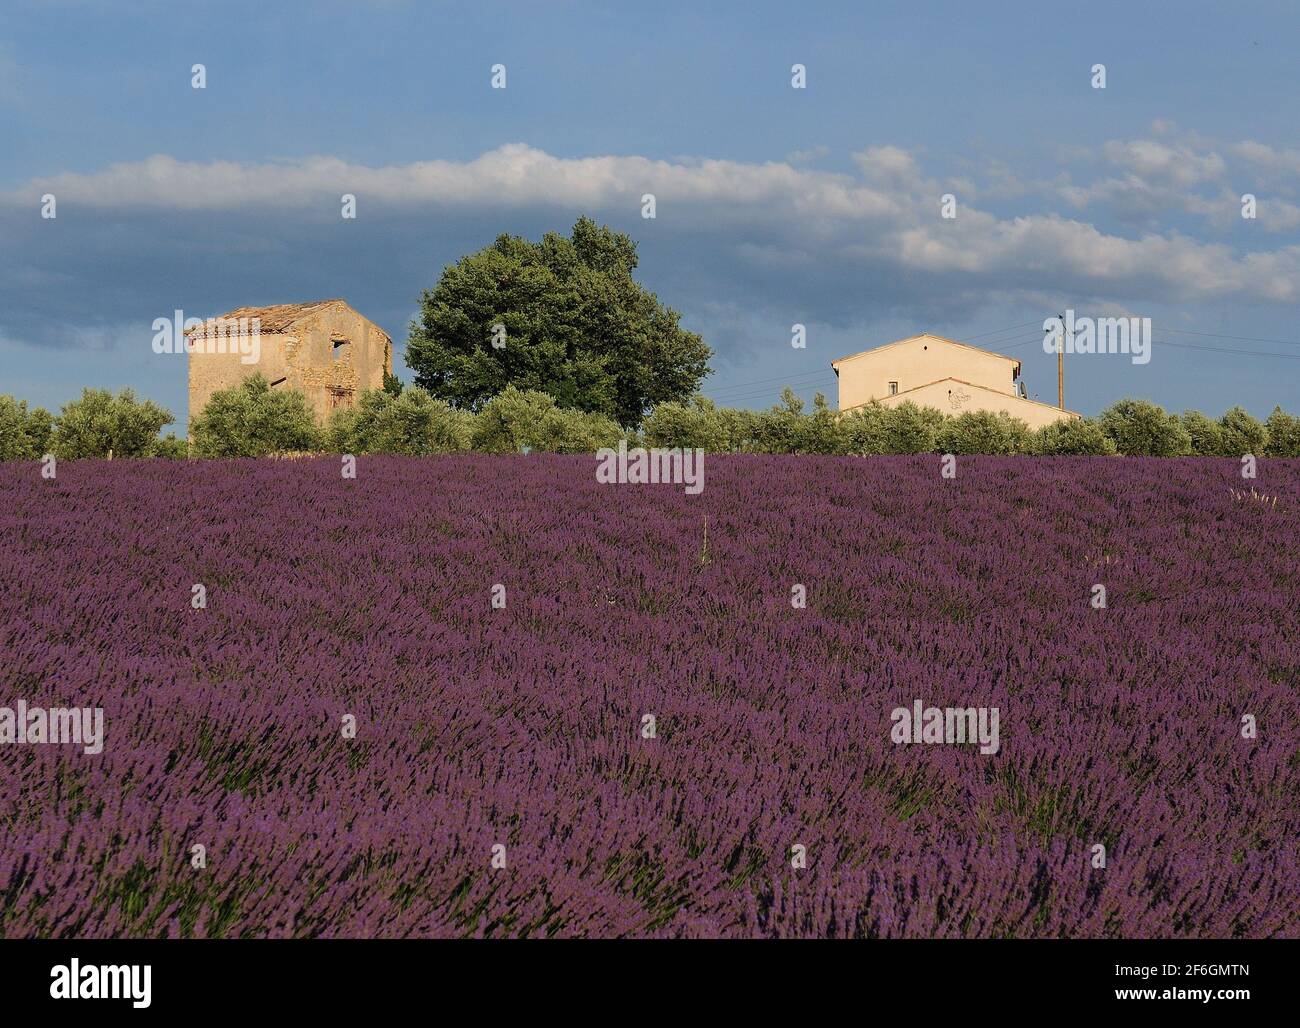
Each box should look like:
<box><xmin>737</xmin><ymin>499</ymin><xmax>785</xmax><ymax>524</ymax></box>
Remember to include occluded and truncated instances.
<box><xmin>186</xmin><ymin>299</ymin><xmax>392</xmax><ymax>428</ymax></box>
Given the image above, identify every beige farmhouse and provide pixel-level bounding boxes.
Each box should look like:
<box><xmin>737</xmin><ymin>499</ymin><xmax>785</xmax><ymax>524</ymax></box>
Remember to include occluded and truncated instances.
<box><xmin>187</xmin><ymin>299</ymin><xmax>392</xmax><ymax>428</ymax></box>
<box><xmin>831</xmin><ymin>333</ymin><xmax>1079</xmax><ymax>430</ymax></box>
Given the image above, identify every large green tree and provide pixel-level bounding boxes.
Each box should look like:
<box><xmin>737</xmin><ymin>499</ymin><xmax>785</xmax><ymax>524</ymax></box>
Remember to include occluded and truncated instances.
<box><xmin>405</xmin><ymin>217</ymin><xmax>712</xmax><ymax>427</ymax></box>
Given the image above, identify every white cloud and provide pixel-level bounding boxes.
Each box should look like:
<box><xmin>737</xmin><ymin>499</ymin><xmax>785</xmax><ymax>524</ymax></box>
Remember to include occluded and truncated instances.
<box><xmin>1100</xmin><ymin>139</ymin><xmax>1227</xmax><ymax>187</ymax></box>
<box><xmin>14</xmin><ymin>146</ymin><xmax>894</xmax><ymax>214</ymax></box>
<box><xmin>5</xmin><ymin>137</ymin><xmax>1300</xmax><ymax>329</ymax></box>
<box><xmin>852</xmin><ymin>145</ymin><xmax>921</xmax><ymax>186</ymax></box>
<box><xmin>1005</xmin><ymin>130</ymin><xmax>1300</xmax><ymax>234</ymax></box>
<box><xmin>785</xmin><ymin>145</ymin><xmax>829</xmax><ymax>165</ymax></box>
<box><xmin>1230</xmin><ymin>140</ymin><xmax>1300</xmax><ymax>177</ymax></box>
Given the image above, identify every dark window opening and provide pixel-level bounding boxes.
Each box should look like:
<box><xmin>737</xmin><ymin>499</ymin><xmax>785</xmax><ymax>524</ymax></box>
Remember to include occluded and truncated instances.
<box><xmin>332</xmin><ymin>338</ymin><xmax>351</xmax><ymax>362</ymax></box>
<box><xmin>888</xmin><ymin>381</ymin><xmax>898</xmax><ymax>395</ymax></box>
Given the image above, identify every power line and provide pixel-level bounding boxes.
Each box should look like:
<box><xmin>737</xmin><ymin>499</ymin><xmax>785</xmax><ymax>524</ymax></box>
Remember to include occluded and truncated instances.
<box><xmin>706</xmin><ymin>366</ymin><xmax>840</xmax><ymax>397</ymax></box>
<box><xmin>1160</xmin><ymin>326</ymin><xmax>1300</xmax><ymax>349</ymax></box>
<box><xmin>1013</xmin><ymin>334</ymin><xmax>1300</xmax><ymax>361</ymax></box>
<box><xmin>994</xmin><ymin>333</ymin><xmax>1060</xmax><ymax>352</ymax></box>
<box><xmin>959</xmin><ymin>320</ymin><xmax>1046</xmax><ymax>342</ymax></box>
<box><xmin>706</xmin><ymin>382</ymin><xmax>839</xmax><ymax>406</ymax></box>
<box><xmin>1004</xmin><ymin>326</ymin><xmax>1300</xmax><ymax>358</ymax></box>
<box><xmin>1154</xmin><ymin>338</ymin><xmax>1300</xmax><ymax>360</ymax></box>
<box><xmin>1030</xmin><ymin>335</ymin><xmax>1300</xmax><ymax>361</ymax></box>
<box><xmin>703</xmin><ymin>387</ymin><xmax>837</xmax><ymax>407</ymax></box>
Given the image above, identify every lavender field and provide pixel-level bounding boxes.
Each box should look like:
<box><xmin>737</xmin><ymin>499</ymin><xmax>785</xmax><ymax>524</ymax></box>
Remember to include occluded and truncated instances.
<box><xmin>1</xmin><ymin>455</ymin><xmax>1297</xmax><ymax>938</ymax></box>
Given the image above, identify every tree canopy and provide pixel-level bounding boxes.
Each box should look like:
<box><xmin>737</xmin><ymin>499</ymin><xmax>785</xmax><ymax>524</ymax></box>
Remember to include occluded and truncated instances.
<box><xmin>404</xmin><ymin>217</ymin><xmax>712</xmax><ymax>427</ymax></box>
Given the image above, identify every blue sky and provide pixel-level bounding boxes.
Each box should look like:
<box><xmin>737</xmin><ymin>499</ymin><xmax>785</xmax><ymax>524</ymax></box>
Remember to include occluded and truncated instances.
<box><xmin>2</xmin><ymin>0</ymin><xmax>1299</xmax><ymax>430</ymax></box>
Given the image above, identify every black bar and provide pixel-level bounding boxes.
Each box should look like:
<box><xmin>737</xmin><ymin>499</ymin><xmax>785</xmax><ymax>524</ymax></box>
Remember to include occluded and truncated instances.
<box><xmin>1</xmin><ymin>939</ymin><xmax>1290</xmax><ymax>1015</ymax></box>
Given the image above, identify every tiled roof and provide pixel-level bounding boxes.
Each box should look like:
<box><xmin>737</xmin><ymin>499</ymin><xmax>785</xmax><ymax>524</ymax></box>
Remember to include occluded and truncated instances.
<box><xmin>183</xmin><ymin>299</ymin><xmax>346</xmax><ymax>337</ymax></box>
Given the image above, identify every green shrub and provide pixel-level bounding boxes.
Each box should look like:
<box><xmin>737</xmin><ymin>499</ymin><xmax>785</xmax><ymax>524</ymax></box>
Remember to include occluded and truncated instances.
<box><xmin>1098</xmin><ymin>399</ymin><xmax>1191</xmax><ymax>456</ymax></box>
<box><xmin>935</xmin><ymin>409</ymin><xmax>1030</xmax><ymax>455</ymax></box>
<box><xmin>1027</xmin><ymin>417</ymin><xmax>1117</xmax><ymax>455</ymax></box>
<box><xmin>327</xmin><ymin>388</ymin><xmax>473</xmax><ymax>455</ymax></box>
<box><xmin>470</xmin><ymin>385</ymin><xmax>622</xmax><ymax>453</ymax></box>
<box><xmin>800</xmin><ymin>392</ymin><xmax>849</xmax><ymax>454</ymax></box>
<box><xmin>190</xmin><ymin>375</ymin><xmax>322</xmax><ymax>457</ymax></box>
<box><xmin>1265</xmin><ymin>407</ymin><xmax>1300</xmax><ymax>458</ymax></box>
<box><xmin>839</xmin><ymin>401</ymin><xmax>892</xmax><ymax>455</ymax></box>
<box><xmin>148</xmin><ymin>433</ymin><xmax>189</xmax><ymax>459</ymax></box>
<box><xmin>1217</xmin><ymin>405</ymin><xmax>1269</xmax><ymax>458</ymax></box>
<box><xmin>751</xmin><ymin>390</ymin><xmax>846</xmax><ymax>454</ymax></box>
<box><xmin>532</xmin><ymin>406</ymin><xmax>625</xmax><ymax>453</ymax></box>
<box><xmin>0</xmin><ymin>395</ymin><xmax>55</xmax><ymax>461</ymax></box>
<box><xmin>29</xmin><ymin>407</ymin><xmax>55</xmax><ymax>458</ymax></box>
<box><xmin>642</xmin><ymin>395</ymin><xmax>757</xmax><ymax>452</ymax></box>
<box><xmin>53</xmin><ymin>388</ymin><xmax>173</xmax><ymax>459</ymax></box>
<box><xmin>1180</xmin><ymin>410</ymin><xmax>1223</xmax><ymax>456</ymax></box>
<box><xmin>881</xmin><ymin>401</ymin><xmax>946</xmax><ymax>454</ymax></box>
<box><xmin>470</xmin><ymin>386</ymin><xmax>554</xmax><ymax>453</ymax></box>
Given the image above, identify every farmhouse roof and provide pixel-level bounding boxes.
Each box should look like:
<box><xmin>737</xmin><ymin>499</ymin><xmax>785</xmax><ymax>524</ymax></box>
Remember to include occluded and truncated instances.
<box><xmin>830</xmin><ymin>333</ymin><xmax>1023</xmax><ymax>373</ymax></box>
<box><xmin>183</xmin><ymin>299</ymin><xmax>351</xmax><ymax>337</ymax></box>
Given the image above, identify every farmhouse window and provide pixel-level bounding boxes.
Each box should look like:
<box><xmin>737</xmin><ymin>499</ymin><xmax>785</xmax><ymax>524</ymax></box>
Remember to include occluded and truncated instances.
<box><xmin>889</xmin><ymin>381</ymin><xmax>898</xmax><ymax>395</ymax></box>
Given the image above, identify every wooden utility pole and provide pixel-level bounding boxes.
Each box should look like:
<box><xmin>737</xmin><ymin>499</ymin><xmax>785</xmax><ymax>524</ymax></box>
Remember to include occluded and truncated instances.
<box><xmin>1058</xmin><ymin>343</ymin><xmax>1064</xmax><ymax>409</ymax></box>
<box><xmin>1057</xmin><ymin>312</ymin><xmax>1066</xmax><ymax>409</ymax></box>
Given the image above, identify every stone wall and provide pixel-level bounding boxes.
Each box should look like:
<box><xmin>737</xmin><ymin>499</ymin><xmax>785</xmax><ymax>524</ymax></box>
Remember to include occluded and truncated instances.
<box><xmin>188</xmin><ymin>303</ymin><xmax>392</xmax><ymax>429</ymax></box>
